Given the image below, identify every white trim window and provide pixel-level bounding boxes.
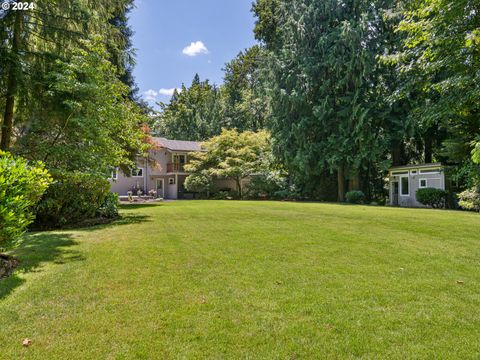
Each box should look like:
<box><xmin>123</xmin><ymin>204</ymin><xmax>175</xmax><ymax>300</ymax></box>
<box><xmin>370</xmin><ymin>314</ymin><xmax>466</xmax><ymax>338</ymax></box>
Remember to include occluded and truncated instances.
<box><xmin>169</xmin><ymin>177</ymin><xmax>175</xmax><ymax>185</ymax></box>
<box><xmin>400</xmin><ymin>176</ymin><xmax>410</xmax><ymax>196</ymax></box>
<box><xmin>419</xmin><ymin>178</ymin><xmax>428</xmax><ymax>188</ymax></box>
<box><xmin>131</xmin><ymin>168</ymin><xmax>144</xmax><ymax>178</ymax></box>
<box><xmin>111</xmin><ymin>168</ymin><xmax>118</xmax><ymax>180</ymax></box>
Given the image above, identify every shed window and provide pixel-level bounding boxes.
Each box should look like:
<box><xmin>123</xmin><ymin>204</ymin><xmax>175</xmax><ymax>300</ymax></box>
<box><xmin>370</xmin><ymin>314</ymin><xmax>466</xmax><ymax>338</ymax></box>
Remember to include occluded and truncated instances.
<box><xmin>419</xmin><ymin>179</ymin><xmax>427</xmax><ymax>188</ymax></box>
<box><xmin>400</xmin><ymin>177</ymin><xmax>409</xmax><ymax>196</ymax></box>
<box><xmin>420</xmin><ymin>169</ymin><xmax>440</xmax><ymax>174</ymax></box>
<box><xmin>169</xmin><ymin>177</ymin><xmax>175</xmax><ymax>185</ymax></box>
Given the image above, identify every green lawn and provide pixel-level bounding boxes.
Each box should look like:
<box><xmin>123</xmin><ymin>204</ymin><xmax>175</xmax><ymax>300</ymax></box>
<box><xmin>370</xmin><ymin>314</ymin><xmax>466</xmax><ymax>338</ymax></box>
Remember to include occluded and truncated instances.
<box><xmin>1</xmin><ymin>201</ymin><xmax>480</xmax><ymax>359</ymax></box>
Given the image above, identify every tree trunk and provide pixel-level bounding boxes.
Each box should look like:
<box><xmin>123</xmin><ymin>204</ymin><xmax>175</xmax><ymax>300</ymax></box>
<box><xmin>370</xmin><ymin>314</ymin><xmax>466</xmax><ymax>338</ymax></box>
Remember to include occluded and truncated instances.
<box><xmin>424</xmin><ymin>132</ymin><xmax>433</xmax><ymax>163</ymax></box>
<box><xmin>1</xmin><ymin>11</ymin><xmax>22</xmax><ymax>151</ymax></box>
<box><xmin>236</xmin><ymin>178</ymin><xmax>242</xmax><ymax>199</ymax></box>
<box><xmin>391</xmin><ymin>139</ymin><xmax>402</xmax><ymax>166</ymax></box>
<box><xmin>337</xmin><ymin>166</ymin><xmax>345</xmax><ymax>202</ymax></box>
<box><xmin>350</xmin><ymin>173</ymin><xmax>360</xmax><ymax>191</ymax></box>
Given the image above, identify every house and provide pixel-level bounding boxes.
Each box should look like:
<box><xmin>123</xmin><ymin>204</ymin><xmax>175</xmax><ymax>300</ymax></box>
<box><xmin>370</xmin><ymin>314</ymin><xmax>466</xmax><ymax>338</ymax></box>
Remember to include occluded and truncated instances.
<box><xmin>388</xmin><ymin>163</ymin><xmax>447</xmax><ymax>207</ymax></box>
<box><xmin>109</xmin><ymin>137</ymin><xmax>238</xmax><ymax>199</ymax></box>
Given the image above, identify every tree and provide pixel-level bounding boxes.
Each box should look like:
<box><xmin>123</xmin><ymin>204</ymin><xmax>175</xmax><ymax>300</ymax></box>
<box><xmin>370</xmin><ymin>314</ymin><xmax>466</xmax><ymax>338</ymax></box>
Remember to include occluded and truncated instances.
<box><xmin>154</xmin><ymin>74</ymin><xmax>224</xmax><ymax>141</ymax></box>
<box><xmin>0</xmin><ymin>0</ymin><xmax>140</xmax><ymax>151</ymax></box>
<box><xmin>185</xmin><ymin>129</ymin><xmax>271</xmax><ymax>198</ymax></box>
<box><xmin>258</xmin><ymin>0</ymin><xmax>389</xmax><ymax>201</ymax></box>
<box><xmin>222</xmin><ymin>46</ymin><xmax>270</xmax><ymax>132</ymax></box>
<box><xmin>394</xmin><ymin>0</ymin><xmax>480</xmax><ymax>186</ymax></box>
<box><xmin>15</xmin><ymin>37</ymin><xmax>149</xmax><ymax>174</ymax></box>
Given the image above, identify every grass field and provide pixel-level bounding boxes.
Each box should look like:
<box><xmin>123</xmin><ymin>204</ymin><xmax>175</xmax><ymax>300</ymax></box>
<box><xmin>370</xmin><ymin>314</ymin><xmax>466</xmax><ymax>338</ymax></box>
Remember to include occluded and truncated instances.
<box><xmin>1</xmin><ymin>201</ymin><xmax>479</xmax><ymax>359</ymax></box>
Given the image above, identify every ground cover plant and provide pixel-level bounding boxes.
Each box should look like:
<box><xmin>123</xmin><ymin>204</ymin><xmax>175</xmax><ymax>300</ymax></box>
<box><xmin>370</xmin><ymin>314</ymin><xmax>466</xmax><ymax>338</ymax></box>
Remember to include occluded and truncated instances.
<box><xmin>1</xmin><ymin>201</ymin><xmax>479</xmax><ymax>359</ymax></box>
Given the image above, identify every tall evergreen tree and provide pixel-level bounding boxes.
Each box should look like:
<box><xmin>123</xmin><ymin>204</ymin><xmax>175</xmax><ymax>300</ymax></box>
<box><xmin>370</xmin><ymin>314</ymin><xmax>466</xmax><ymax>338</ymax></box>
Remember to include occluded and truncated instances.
<box><xmin>222</xmin><ymin>45</ymin><xmax>270</xmax><ymax>132</ymax></box>
<box><xmin>259</xmin><ymin>0</ymin><xmax>388</xmax><ymax>200</ymax></box>
<box><xmin>154</xmin><ymin>74</ymin><xmax>224</xmax><ymax>141</ymax></box>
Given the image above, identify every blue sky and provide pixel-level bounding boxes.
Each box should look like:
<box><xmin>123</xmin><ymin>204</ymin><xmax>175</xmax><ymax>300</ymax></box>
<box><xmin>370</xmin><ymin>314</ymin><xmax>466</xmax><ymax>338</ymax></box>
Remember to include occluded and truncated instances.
<box><xmin>129</xmin><ymin>0</ymin><xmax>257</xmax><ymax>106</ymax></box>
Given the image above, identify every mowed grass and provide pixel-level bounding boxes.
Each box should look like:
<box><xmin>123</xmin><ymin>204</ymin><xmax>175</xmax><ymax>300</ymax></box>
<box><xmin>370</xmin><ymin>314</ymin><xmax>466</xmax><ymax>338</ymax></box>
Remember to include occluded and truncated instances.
<box><xmin>1</xmin><ymin>201</ymin><xmax>480</xmax><ymax>359</ymax></box>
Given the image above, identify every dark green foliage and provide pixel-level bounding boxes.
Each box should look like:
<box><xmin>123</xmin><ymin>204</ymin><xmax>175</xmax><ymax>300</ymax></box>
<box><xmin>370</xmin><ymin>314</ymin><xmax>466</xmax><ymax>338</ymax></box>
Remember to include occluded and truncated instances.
<box><xmin>34</xmin><ymin>171</ymin><xmax>113</xmax><ymax>229</ymax></box>
<box><xmin>346</xmin><ymin>191</ymin><xmax>366</xmax><ymax>204</ymax></box>
<box><xmin>0</xmin><ymin>151</ymin><xmax>51</xmax><ymax>248</ymax></box>
<box><xmin>257</xmin><ymin>0</ymin><xmax>392</xmax><ymax>201</ymax></box>
<box><xmin>244</xmin><ymin>173</ymin><xmax>287</xmax><ymax>199</ymax></box>
<box><xmin>222</xmin><ymin>46</ymin><xmax>270</xmax><ymax>132</ymax></box>
<box><xmin>212</xmin><ymin>190</ymin><xmax>239</xmax><ymax>200</ymax></box>
<box><xmin>458</xmin><ymin>188</ymin><xmax>480</xmax><ymax>212</ymax></box>
<box><xmin>416</xmin><ymin>188</ymin><xmax>447</xmax><ymax>209</ymax></box>
<box><xmin>97</xmin><ymin>192</ymin><xmax>120</xmax><ymax>219</ymax></box>
<box><xmin>155</xmin><ymin>48</ymin><xmax>270</xmax><ymax>142</ymax></box>
<box><xmin>154</xmin><ymin>75</ymin><xmax>224</xmax><ymax>141</ymax></box>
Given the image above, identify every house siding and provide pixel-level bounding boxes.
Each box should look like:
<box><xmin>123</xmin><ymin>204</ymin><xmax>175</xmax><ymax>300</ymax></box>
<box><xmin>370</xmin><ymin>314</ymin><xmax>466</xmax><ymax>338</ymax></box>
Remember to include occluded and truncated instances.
<box><xmin>389</xmin><ymin>166</ymin><xmax>446</xmax><ymax>207</ymax></box>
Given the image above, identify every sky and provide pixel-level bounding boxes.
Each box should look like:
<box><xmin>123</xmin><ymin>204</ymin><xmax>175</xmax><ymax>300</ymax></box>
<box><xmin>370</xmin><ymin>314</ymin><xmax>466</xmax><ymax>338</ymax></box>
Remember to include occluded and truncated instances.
<box><xmin>129</xmin><ymin>0</ymin><xmax>258</xmax><ymax>106</ymax></box>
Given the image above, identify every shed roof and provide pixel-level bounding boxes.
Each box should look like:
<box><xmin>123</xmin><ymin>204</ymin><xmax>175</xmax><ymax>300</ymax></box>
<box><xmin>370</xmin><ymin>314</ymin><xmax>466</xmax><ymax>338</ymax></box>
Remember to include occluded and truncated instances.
<box><xmin>389</xmin><ymin>162</ymin><xmax>443</xmax><ymax>171</ymax></box>
<box><xmin>153</xmin><ymin>137</ymin><xmax>203</xmax><ymax>152</ymax></box>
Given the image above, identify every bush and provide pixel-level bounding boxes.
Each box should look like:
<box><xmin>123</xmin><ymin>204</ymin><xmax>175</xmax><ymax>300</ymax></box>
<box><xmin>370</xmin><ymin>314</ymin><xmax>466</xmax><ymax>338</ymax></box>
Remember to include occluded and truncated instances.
<box><xmin>244</xmin><ymin>172</ymin><xmax>287</xmax><ymax>199</ymax></box>
<box><xmin>212</xmin><ymin>188</ymin><xmax>239</xmax><ymax>200</ymax></box>
<box><xmin>184</xmin><ymin>173</ymin><xmax>213</xmax><ymax>197</ymax></box>
<box><xmin>96</xmin><ymin>192</ymin><xmax>119</xmax><ymax>218</ymax></box>
<box><xmin>416</xmin><ymin>188</ymin><xmax>447</xmax><ymax>208</ymax></box>
<box><xmin>34</xmin><ymin>171</ymin><xmax>114</xmax><ymax>228</ymax></box>
<box><xmin>0</xmin><ymin>152</ymin><xmax>51</xmax><ymax>248</ymax></box>
<box><xmin>458</xmin><ymin>188</ymin><xmax>480</xmax><ymax>212</ymax></box>
<box><xmin>346</xmin><ymin>190</ymin><xmax>366</xmax><ymax>204</ymax></box>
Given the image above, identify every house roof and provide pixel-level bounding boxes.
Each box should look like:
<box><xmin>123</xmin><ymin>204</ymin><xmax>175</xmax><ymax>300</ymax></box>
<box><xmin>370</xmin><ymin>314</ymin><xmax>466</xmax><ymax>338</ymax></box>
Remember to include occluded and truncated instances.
<box><xmin>153</xmin><ymin>137</ymin><xmax>203</xmax><ymax>152</ymax></box>
<box><xmin>389</xmin><ymin>162</ymin><xmax>443</xmax><ymax>171</ymax></box>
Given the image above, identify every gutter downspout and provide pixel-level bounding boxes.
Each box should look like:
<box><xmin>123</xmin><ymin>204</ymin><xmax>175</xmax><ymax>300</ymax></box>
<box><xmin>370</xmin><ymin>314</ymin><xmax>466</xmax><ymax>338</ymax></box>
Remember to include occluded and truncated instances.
<box><xmin>144</xmin><ymin>156</ymin><xmax>148</xmax><ymax>192</ymax></box>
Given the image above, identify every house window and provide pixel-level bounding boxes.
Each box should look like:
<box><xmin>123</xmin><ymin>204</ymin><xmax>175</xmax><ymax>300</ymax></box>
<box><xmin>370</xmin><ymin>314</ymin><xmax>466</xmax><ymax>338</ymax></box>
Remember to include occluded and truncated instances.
<box><xmin>132</xmin><ymin>168</ymin><xmax>144</xmax><ymax>177</ymax></box>
<box><xmin>173</xmin><ymin>154</ymin><xmax>186</xmax><ymax>164</ymax></box>
<box><xmin>111</xmin><ymin>168</ymin><xmax>118</xmax><ymax>180</ymax></box>
<box><xmin>400</xmin><ymin>176</ymin><xmax>409</xmax><ymax>196</ymax></box>
<box><xmin>392</xmin><ymin>171</ymin><xmax>408</xmax><ymax>175</ymax></box>
<box><xmin>169</xmin><ymin>177</ymin><xmax>175</xmax><ymax>185</ymax></box>
<box><xmin>419</xmin><ymin>179</ymin><xmax>427</xmax><ymax>188</ymax></box>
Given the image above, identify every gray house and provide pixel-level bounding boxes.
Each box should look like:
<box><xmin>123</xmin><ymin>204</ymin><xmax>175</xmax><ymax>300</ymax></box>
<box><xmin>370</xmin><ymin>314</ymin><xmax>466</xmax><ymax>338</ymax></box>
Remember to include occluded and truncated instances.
<box><xmin>109</xmin><ymin>137</ymin><xmax>238</xmax><ymax>199</ymax></box>
<box><xmin>388</xmin><ymin>163</ymin><xmax>447</xmax><ymax>207</ymax></box>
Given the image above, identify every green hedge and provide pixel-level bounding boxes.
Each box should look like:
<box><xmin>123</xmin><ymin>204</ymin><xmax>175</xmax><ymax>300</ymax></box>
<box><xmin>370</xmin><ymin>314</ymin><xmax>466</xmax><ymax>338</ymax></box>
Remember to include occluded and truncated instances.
<box><xmin>416</xmin><ymin>188</ymin><xmax>447</xmax><ymax>208</ymax></box>
<box><xmin>0</xmin><ymin>152</ymin><xmax>51</xmax><ymax>248</ymax></box>
<box><xmin>346</xmin><ymin>190</ymin><xmax>366</xmax><ymax>204</ymax></box>
<box><xmin>34</xmin><ymin>171</ymin><xmax>117</xmax><ymax>229</ymax></box>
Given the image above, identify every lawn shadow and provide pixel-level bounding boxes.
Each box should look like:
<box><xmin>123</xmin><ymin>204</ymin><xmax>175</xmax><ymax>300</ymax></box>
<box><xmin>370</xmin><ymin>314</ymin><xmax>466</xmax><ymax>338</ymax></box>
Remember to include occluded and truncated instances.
<box><xmin>0</xmin><ymin>232</ymin><xmax>82</xmax><ymax>300</ymax></box>
<box><xmin>73</xmin><ymin>212</ymin><xmax>153</xmax><ymax>233</ymax></box>
<box><xmin>118</xmin><ymin>202</ymin><xmax>165</xmax><ymax>210</ymax></box>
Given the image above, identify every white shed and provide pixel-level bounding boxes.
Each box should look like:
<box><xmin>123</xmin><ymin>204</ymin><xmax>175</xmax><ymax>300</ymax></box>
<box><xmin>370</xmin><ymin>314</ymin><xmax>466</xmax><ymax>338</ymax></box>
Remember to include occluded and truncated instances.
<box><xmin>388</xmin><ymin>163</ymin><xmax>446</xmax><ymax>207</ymax></box>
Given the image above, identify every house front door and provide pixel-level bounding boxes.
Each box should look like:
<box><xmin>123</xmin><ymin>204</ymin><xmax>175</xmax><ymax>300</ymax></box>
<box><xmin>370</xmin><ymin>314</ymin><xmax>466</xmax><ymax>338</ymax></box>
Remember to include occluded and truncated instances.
<box><xmin>156</xmin><ymin>179</ymin><xmax>164</xmax><ymax>198</ymax></box>
<box><xmin>392</xmin><ymin>181</ymin><xmax>399</xmax><ymax>206</ymax></box>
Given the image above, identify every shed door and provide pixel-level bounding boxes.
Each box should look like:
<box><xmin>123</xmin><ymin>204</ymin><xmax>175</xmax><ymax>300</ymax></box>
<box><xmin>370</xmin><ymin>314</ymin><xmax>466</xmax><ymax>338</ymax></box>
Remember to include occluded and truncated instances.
<box><xmin>392</xmin><ymin>182</ymin><xmax>399</xmax><ymax>205</ymax></box>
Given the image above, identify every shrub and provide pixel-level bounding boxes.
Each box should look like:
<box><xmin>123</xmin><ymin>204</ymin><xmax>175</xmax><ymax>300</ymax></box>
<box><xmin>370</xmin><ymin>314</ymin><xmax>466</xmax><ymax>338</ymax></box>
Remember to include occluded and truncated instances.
<box><xmin>212</xmin><ymin>189</ymin><xmax>239</xmax><ymax>200</ymax></box>
<box><xmin>96</xmin><ymin>192</ymin><xmax>119</xmax><ymax>218</ymax></box>
<box><xmin>346</xmin><ymin>190</ymin><xmax>366</xmax><ymax>204</ymax></box>
<box><xmin>458</xmin><ymin>188</ymin><xmax>480</xmax><ymax>212</ymax></box>
<box><xmin>416</xmin><ymin>188</ymin><xmax>447</xmax><ymax>208</ymax></box>
<box><xmin>34</xmin><ymin>171</ymin><xmax>113</xmax><ymax>228</ymax></box>
<box><xmin>244</xmin><ymin>172</ymin><xmax>287</xmax><ymax>199</ymax></box>
<box><xmin>184</xmin><ymin>173</ymin><xmax>213</xmax><ymax>197</ymax></box>
<box><xmin>0</xmin><ymin>151</ymin><xmax>51</xmax><ymax>248</ymax></box>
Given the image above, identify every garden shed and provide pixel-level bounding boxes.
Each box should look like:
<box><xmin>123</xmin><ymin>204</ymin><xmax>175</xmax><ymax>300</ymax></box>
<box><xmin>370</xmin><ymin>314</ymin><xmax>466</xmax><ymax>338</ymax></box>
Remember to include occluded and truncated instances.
<box><xmin>388</xmin><ymin>163</ymin><xmax>446</xmax><ymax>207</ymax></box>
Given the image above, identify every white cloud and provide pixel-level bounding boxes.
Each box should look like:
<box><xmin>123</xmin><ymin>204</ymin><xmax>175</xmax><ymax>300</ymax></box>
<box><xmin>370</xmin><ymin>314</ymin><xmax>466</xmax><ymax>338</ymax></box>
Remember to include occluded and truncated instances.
<box><xmin>143</xmin><ymin>89</ymin><xmax>158</xmax><ymax>101</ymax></box>
<box><xmin>182</xmin><ymin>41</ymin><xmax>209</xmax><ymax>56</ymax></box>
<box><xmin>159</xmin><ymin>88</ymin><xmax>181</xmax><ymax>96</ymax></box>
